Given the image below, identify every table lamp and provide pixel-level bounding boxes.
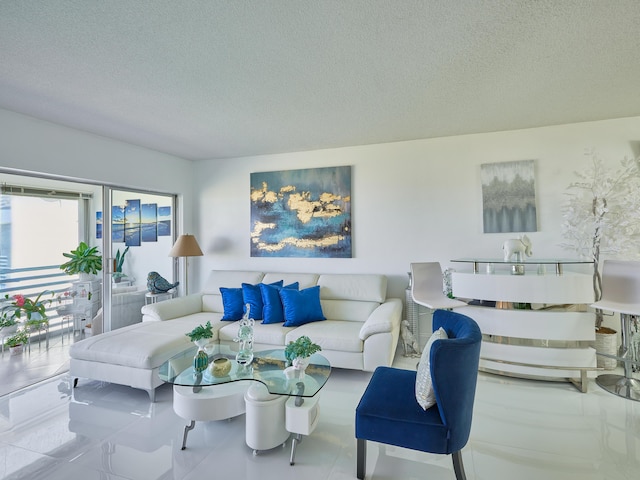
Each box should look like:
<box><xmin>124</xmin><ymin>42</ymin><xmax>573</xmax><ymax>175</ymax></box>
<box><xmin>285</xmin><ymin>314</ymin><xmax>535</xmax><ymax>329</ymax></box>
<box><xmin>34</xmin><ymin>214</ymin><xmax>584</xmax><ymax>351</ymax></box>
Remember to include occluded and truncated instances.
<box><xmin>168</xmin><ymin>234</ymin><xmax>203</xmax><ymax>295</ymax></box>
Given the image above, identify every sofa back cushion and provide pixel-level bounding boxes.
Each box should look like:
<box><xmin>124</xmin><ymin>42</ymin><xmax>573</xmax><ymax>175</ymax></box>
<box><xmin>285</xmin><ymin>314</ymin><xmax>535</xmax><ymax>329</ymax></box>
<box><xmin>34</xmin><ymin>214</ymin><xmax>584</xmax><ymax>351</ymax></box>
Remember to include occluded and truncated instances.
<box><xmin>318</xmin><ymin>274</ymin><xmax>387</xmax><ymax>302</ymax></box>
<box><xmin>317</xmin><ymin>274</ymin><xmax>387</xmax><ymax>322</ymax></box>
<box><xmin>202</xmin><ymin>270</ymin><xmax>264</xmax><ymax>312</ymax></box>
<box><xmin>262</xmin><ymin>272</ymin><xmax>319</xmax><ymax>290</ymax></box>
<box><xmin>320</xmin><ymin>299</ymin><xmax>380</xmax><ymax>322</ymax></box>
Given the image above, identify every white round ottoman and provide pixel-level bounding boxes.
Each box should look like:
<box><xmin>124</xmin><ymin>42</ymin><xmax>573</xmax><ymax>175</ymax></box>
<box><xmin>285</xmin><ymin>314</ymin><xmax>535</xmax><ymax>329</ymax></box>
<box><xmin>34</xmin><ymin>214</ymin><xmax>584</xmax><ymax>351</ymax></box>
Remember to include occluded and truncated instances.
<box><xmin>173</xmin><ymin>381</ymin><xmax>249</xmax><ymax>450</ymax></box>
<box><xmin>244</xmin><ymin>382</ymin><xmax>289</xmax><ymax>455</ymax></box>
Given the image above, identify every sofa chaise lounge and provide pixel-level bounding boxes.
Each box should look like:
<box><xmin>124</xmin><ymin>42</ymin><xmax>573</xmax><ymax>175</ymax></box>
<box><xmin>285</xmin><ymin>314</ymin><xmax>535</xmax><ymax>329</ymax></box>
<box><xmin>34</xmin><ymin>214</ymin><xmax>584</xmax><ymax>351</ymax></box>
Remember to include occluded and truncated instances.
<box><xmin>69</xmin><ymin>270</ymin><xmax>403</xmax><ymax>401</ymax></box>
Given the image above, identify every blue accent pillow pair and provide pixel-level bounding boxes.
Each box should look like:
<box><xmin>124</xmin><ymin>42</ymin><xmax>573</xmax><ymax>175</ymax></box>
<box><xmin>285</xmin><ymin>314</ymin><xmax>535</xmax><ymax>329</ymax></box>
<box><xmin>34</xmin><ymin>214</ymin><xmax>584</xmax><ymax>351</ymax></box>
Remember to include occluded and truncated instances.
<box><xmin>259</xmin><ymin>282</ymin><xmax>299</xmax><ymax>324</ymax></box>
<box><xmin>242</xmin><ymin>280</ymin><xmax>283</xmax><ymax>320</ymax></box>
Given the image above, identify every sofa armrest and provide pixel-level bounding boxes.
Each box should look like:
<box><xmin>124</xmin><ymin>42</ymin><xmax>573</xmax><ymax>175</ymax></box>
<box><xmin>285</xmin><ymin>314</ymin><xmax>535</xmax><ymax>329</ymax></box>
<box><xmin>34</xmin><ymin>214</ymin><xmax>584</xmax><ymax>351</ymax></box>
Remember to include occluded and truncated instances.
<box><xmin>141</xmin><ymin>293</ymin><xmax>203</xmax><ymax>321</ymax></box>
<box><xmin>358</xmin><ymin>298</ymin><xmax>403</xmax><ymax>340</ymax></box>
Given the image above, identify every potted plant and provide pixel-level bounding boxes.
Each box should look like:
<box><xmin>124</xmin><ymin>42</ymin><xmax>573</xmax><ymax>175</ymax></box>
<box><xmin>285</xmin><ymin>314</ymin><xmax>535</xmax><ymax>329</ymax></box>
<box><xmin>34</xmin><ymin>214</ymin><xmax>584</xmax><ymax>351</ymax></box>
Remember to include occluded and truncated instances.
<box><xmin>284</xmin><ymin>335</ymin><xmax>322</xmax><ymax>364</ymax></box>
<box><xmin>0</xmin><ymin>315</ymin><xmax>19</xmax><ymax>335</ymax></box>
<box><xmin>5</xmin><ymin>329</ymin><xmax>28</xmax><ymax>355</ymax></box>
<box><xmin>186</xmin><ymin>321</ymin><xmax>214</xmax><ymax>373</ymax></box>
<box><xmin>60</xmin><ymin>241</ymin><xmax>103</xmax><ymax>279</ymax></box>
<box><xmin>1</xmin><ymin>291</ymin><xmax>53</xmax><ymax>322</ymax></box>
<box><xmin>113</xmin><ymin>246</ymin><xmax>129</xmax><ymax>283</ymax></box>
<box><xmin>185</xmin><ymin>321</ymin><xmax>214</xmax><ymax>348</ymax></box>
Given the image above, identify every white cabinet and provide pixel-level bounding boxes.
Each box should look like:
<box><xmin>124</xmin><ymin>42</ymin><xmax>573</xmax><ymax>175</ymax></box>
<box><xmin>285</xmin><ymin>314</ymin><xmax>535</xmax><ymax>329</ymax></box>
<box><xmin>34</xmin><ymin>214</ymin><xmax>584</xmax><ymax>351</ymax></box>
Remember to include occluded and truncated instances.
<box><xmin>71</xmin><ymin>280</ymin><xmax>101</xmax><ymax>331</ymax></box>
<box><xmin>451</xmin><ymin>259</ymin><xmax>597</xmax><ymax>390</ymax></box>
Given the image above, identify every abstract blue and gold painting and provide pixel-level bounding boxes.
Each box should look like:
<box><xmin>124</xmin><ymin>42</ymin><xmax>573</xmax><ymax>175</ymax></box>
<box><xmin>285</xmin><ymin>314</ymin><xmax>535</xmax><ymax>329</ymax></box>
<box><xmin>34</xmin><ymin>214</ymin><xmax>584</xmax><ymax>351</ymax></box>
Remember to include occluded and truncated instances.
<box><xmin>250</xmin><ymin>166</ymin><xmax>352</xmax><ymax>258</ymax></box>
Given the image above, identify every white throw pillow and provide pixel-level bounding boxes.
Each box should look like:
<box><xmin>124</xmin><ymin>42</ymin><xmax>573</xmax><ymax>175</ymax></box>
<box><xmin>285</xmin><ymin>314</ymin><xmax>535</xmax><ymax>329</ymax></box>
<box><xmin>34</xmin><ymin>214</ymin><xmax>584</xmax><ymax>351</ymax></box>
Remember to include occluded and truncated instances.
<box><xmin>415</xmin><ymin>327</ymin><xmax>448</xmax><ymax>410</ymax></box>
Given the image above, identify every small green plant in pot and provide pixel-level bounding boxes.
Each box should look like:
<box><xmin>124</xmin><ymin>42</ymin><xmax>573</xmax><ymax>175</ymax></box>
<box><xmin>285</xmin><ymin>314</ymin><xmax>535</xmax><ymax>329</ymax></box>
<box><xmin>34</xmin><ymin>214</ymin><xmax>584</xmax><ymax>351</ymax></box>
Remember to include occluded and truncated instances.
<box><xmin>112</xmin><ymin>246</ymin><xmax>130</xmax><ymax>283</ymax></box>
<box><xmin>5</xmin><ymin>329</ymin><xmax>28</xmax><ymax>354</ymax></box>
<box><xmin>60</xmin><ymin>242</ymin><xmax>103</xmax><ymax>277</ymax></box>
<box><xmin>0</xmin><ymin>316</ymin><xmax>19</xmax><ymax>330</ymax></box>
<box><xmin>284</xmin><ymin>335</ymin><xmax>322</xmax><ymax>364</ymax></box>
<box><xmin>186</xmin><ymin>321</ymin><xmax>214</xmax><ymax>347</ymax></box>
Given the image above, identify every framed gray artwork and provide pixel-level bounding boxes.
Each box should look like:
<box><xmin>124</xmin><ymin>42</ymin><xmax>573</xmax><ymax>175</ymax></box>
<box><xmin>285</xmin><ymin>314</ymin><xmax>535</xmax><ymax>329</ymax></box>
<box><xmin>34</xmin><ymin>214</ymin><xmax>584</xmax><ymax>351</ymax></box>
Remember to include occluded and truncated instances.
<box><xmin>481</xmin><ymin>160</ymin><xmax>537</xmax><ymax>233</ymax></box>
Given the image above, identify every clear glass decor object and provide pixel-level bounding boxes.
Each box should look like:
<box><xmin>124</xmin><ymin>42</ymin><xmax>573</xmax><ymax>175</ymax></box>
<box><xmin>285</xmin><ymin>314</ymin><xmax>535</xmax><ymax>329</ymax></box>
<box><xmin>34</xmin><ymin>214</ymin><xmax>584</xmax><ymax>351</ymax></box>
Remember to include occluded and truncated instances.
<box><xmin>234</xmin><ymin>304</ymin><xmax>255</xmax><ymax>365</ymax></box>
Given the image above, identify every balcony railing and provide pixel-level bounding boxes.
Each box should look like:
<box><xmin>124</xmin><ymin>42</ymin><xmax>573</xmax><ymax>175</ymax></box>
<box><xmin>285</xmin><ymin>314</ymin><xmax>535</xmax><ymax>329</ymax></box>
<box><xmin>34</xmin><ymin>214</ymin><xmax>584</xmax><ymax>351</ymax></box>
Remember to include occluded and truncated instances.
<box><xmin>0</xmin><ymin>264</ymin><xmax>85</xmax><ymax>338</ymax></box>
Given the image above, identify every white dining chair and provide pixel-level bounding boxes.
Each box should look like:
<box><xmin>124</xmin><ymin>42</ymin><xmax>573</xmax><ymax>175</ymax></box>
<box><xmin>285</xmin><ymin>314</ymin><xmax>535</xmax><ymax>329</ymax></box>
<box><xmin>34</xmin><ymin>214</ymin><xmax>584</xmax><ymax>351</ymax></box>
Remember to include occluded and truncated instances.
<box><xmin>410</xmin><ymin>262</ymin><xmax>467</xmax><ymax>310</ymax></box>
<box><xmin>591</xmin><ymin>260</ymin><xmax>640</xmax><ymax>402</ymax></box>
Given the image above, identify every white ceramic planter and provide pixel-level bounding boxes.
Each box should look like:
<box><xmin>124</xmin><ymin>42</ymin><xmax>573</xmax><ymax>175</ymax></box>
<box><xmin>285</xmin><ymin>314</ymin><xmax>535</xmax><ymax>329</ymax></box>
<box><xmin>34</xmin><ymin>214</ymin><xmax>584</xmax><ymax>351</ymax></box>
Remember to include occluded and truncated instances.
<box><xmin>9</xmin><ymin>344</ymin><xmax>23</xmax><ymax>356</ymax></box>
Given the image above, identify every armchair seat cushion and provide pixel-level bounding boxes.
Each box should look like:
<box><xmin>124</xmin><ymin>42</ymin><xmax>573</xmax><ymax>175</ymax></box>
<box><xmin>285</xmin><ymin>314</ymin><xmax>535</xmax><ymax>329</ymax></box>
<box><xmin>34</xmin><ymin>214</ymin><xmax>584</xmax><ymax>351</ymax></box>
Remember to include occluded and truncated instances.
<box><xmin>356</xmin><ymin>366</ymin><xmax>449</xmax><ymax>454</ymax></box>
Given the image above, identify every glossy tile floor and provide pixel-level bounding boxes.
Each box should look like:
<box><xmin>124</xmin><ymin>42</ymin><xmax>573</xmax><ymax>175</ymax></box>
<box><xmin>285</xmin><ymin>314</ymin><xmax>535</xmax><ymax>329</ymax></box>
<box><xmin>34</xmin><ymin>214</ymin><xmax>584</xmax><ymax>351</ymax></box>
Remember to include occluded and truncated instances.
<box><xmin>0</xmin><ymin>341</ymin><xmax>639</xmax><ymax>479</ymax></box>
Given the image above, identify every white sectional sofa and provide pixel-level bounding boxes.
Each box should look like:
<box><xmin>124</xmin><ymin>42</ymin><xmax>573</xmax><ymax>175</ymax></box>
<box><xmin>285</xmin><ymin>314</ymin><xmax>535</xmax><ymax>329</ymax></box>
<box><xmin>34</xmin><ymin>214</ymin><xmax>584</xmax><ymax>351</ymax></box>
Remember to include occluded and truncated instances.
<box><xmin>69</xmin><ymin>270</ymin><xmax>403</xmax><ymax>401</ymax></box>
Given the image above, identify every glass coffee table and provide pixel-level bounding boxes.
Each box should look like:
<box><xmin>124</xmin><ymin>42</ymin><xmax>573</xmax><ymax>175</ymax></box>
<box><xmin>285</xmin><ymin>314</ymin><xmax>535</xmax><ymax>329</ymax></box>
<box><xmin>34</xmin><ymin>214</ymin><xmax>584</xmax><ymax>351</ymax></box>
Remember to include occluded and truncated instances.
<box><xmin>159</xmin><ymin>344</ymin><xmax>331</xmax><ymax>451</ymax></box>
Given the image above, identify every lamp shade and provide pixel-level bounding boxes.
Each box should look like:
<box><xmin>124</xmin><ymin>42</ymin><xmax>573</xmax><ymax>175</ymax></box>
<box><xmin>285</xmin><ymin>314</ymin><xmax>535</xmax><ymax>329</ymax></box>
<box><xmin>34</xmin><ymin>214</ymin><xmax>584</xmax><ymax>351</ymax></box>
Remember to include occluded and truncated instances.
<box><xmin>168</xmin><ymin>234</ymin><xmax>203</xmax><ymax>257</ymax></box>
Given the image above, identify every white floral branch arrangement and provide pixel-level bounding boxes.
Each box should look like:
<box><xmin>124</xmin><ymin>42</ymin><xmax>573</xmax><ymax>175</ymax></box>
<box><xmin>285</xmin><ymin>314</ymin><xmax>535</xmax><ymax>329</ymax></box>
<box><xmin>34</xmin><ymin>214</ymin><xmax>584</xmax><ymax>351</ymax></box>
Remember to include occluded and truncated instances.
<box><xmin>560</xmin><ymin>150</ymin><xmax>640</xmax><ymax>329</ymax></box>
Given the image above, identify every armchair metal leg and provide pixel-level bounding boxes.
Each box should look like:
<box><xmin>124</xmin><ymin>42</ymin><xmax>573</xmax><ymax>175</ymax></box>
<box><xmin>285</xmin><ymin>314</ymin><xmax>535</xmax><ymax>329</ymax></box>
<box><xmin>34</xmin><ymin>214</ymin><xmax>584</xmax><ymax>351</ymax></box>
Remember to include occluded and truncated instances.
<box><xmin>356</xmin><ymin>438</ymin><xmax>366</xmax><ymax>479</ymax></box>
<box><xmin>452</xmin><ymin>450</ymin><xmax>467</xmax><ymax>480</ymax></box>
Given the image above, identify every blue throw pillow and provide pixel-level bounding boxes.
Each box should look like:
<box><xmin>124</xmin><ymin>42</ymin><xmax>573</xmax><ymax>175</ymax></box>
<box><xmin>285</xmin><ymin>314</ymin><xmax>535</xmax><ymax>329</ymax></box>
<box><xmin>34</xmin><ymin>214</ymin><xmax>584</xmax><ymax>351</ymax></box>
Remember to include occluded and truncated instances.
<box><xmin>220</xmin><ymin>287</ymin><xmax>243</xmax><ymax>320</ymax></box>
<box><xmin>242</xmin><ymin>280</ymin><xmax>283</xmax><ymax>320</ymax></box>
<box><xmin>261</xmin><ymin>282</ymin><xmax>299</xmax><ymax>324</ymax></box>
<box><xmin>281</xmin><ymin>285</ymin><xmax>326</xmax><ymax>327</ymax></box>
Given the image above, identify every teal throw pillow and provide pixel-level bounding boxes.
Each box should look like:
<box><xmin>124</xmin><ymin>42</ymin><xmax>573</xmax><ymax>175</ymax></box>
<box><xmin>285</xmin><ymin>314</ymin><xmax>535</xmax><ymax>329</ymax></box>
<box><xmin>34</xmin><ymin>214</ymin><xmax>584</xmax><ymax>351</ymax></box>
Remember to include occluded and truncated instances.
<box><xmin>220</xmin><ymin>287</ymin><xmax>243</xmax><ymax>320</ymax></box>
<box><xmin>281</xmin><ymin>285</ymin><xmax>326</xmax><ymax>327</ymax></box>
<box><xmin>260</xmin><ymin>282</ymin><xmax>299</xmax><ymax>324</ymax></box>
<box><xmin>242</xmin><ymin>280</ymin><xmax>283</xmax><ymax>320</ymax></box>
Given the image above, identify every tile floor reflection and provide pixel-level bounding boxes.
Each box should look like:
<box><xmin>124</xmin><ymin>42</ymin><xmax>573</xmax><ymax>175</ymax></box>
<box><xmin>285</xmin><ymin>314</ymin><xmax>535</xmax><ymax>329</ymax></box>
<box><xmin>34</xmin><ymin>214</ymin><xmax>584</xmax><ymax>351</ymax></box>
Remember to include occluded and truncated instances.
<box><xmin>0</xmin><ymin>347</ymin><xmax>639</xmax><ymax>479</ymax></box>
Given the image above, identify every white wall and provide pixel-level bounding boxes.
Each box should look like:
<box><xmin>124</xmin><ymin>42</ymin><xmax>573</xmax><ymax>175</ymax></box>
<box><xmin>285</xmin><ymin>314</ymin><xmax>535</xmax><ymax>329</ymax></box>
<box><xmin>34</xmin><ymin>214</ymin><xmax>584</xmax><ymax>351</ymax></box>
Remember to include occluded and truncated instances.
<box><xmin>2</xmin><ymin>107</ymin><xmax>639</xmax><ymax>315</ymax></box>
<box><xmin>0</xmin><ymin>108</ymin><xmax>197</xmax><ymax>290</ymax></box>
<box><xmin>193</xmin><ymin>116</ymin><xmax>640</xmax><ymax>304</ymax></box>
<box><xmin>0</xmin><ymin>108</ymin><xmax>195</xmax><ymax>231</ymax></box>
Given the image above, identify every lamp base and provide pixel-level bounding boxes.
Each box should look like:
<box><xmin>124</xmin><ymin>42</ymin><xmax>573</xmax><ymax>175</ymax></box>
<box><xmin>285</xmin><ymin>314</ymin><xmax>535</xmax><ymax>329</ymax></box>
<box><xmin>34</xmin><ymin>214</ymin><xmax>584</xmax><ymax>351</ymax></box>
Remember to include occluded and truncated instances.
<box><xmin>596</xmin><ymin>374</ymin><xmax>640</xmax><ymax>402</ymax></box>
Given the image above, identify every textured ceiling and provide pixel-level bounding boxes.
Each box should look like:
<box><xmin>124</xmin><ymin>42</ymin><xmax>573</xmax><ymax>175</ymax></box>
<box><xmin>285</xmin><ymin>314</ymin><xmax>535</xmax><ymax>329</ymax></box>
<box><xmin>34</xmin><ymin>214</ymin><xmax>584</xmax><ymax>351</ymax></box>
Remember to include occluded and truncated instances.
<box><xmin>1</xmin><ymin>1</ymin><xmax>640</xmax><ymax>161</ymax></box>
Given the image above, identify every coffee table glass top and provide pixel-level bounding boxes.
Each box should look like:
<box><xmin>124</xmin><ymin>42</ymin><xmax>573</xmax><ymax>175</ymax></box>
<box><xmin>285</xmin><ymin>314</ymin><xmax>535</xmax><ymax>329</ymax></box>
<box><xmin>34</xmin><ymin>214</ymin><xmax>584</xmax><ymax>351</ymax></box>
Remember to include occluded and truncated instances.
<box><xmin>158</xmin><ymin>344</ymin><xmax>331</xmax><ymax>397</ymax></box>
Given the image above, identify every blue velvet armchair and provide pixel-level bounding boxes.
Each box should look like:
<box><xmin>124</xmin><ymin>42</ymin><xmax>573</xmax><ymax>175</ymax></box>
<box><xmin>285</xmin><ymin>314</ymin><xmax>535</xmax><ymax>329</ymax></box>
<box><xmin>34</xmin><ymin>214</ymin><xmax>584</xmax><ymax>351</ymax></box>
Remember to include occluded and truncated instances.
<box><xmin>355</xmin><ymin>309</ymin><xmax>482</xmax><ymax>479</ymax></box>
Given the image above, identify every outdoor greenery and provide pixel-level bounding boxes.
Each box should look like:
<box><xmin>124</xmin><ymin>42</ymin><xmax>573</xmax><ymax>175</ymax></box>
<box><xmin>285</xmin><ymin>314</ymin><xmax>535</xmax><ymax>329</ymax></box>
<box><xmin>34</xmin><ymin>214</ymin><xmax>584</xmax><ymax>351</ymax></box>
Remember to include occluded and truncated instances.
<box><xmin>60</xmin><ymin>241</ymin><xmax>103</xmax><ymax>275</ymax></box>
<box><xmin>284</xmin><ymin>335</ymin><xmax>322</xmax><ymax>362</ymax></box>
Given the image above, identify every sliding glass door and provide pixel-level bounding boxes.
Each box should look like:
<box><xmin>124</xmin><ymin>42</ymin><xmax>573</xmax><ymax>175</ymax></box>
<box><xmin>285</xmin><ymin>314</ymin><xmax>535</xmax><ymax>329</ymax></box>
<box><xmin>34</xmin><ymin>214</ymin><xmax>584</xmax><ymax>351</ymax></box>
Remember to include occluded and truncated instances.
<box><xmin>0</xmin><ymin>171</ymin><xmax>177</xmax><ymax>338</ymax></box>
<box><xmin>101</xmin><ymin>188</ymin><xmax>176</xmax><ymax>333</ymax></box>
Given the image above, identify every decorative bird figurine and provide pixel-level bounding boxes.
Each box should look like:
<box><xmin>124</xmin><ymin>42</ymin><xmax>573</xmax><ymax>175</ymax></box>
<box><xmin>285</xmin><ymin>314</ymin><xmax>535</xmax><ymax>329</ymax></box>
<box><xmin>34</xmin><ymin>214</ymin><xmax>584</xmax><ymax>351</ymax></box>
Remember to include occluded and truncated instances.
<box><xmin>147</xmin><ymin>271</ymin><xmax>179</xmax><ymax>294</ymax></box>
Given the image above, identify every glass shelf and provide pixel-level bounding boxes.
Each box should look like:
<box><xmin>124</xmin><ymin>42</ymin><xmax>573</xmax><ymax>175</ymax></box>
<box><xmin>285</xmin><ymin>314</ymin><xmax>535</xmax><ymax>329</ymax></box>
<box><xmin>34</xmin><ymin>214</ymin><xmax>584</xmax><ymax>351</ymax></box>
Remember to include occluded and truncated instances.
<box><xmin>451</xmin><ymin>258</ymin><xmax>593</xmax><ymax>275</ymax></box>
